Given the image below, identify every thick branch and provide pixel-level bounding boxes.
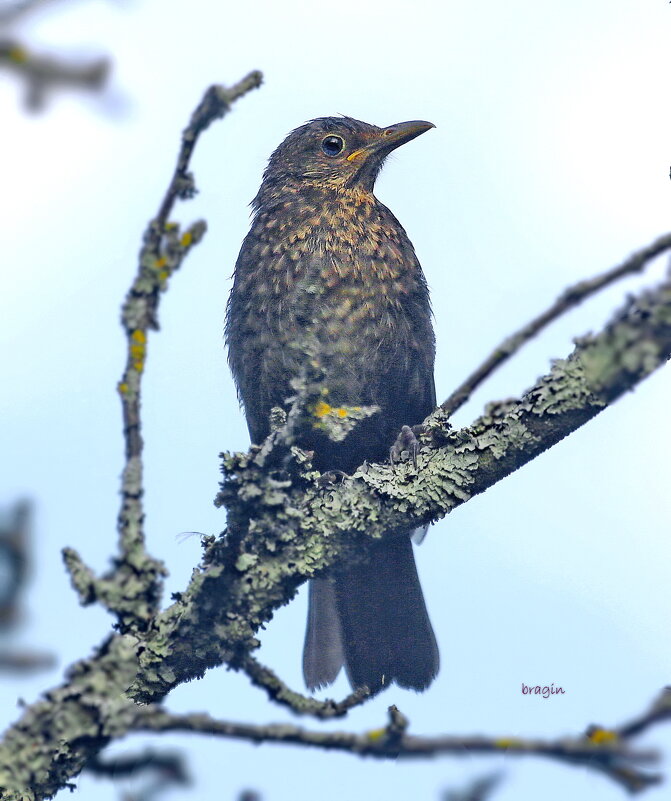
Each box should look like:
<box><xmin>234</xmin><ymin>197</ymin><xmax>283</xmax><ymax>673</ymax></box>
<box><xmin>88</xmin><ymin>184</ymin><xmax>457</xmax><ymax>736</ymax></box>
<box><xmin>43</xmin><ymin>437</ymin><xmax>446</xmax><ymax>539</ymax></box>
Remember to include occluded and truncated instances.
<box><xmin>2</xmin><ymin>252</ymin><xmax>668</xmax><ymax>800</ymax></box>
<box><xmin>126</xmin><ymin>274</ymin><xmax>671</xmax><ymax>702</ymax></box>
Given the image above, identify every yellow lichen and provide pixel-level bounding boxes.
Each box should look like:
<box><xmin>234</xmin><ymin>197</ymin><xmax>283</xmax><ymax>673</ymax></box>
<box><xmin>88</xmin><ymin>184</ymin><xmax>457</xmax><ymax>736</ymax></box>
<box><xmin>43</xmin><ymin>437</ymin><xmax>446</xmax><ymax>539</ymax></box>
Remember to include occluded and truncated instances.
<box><xmin>180</xmin><ymin>231</ymin><xmax>193</xmax><ymax>248</ymax></box>
<box><xmin>8</xmin><ymin>46</ymin><xmax>28</xmax><ymax>63</ymax></box>
<box><xmin>588</xmin><ymin>728</ymin><xmax>618</xmax><ymax>745</ymax></box>
<box><xmin>313</xmin><ymin>401</ymin><xmax>332</xmax><ymax>418</ymax></box>
<box><xmin>366</xmin><ymin>728</ymin><xmax>386</xmax><ymax>742</ymax></box>
<box><xmin>336</xmin><ymin>408</ymin><xmax>348</xmax><ymax>418</ymax></box>
<box><xmin>130</xmin><ymin>329</ymin><xmax>147</xmax><ymax>371</ymax></box>
<box><xmin>494</xmin><ymin>738</ymin><xmax>523</xmax><ymax>748</ymax></box>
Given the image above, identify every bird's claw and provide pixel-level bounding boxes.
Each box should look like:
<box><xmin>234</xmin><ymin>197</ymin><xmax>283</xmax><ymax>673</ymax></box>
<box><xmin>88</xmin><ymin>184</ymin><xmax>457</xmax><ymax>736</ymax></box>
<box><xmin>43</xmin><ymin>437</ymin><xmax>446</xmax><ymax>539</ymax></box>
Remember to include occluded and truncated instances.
<box><xmin>316</xmin><ymin>469</ymin><xmax>349</xmax><ymax>488</ymax></box>
<box><xmin>390</xmin><ymin>424</ymin><xmax>426</xmax><ymax>468</ymax></box>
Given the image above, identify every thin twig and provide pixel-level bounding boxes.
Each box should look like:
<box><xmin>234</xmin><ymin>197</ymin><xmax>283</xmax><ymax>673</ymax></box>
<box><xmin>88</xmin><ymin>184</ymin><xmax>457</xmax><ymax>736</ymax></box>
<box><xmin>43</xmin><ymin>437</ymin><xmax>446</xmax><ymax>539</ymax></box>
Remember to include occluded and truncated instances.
<box><xmin>113</xmin><ymin>71</ymin><xmax>262</xmax><ymax>626</ymax></box>
<box><xmin>441</xmin><ymin>232</ymin><xmax>671</xmax><ymax>417</ymax></box>
<box><xmin>130</xmin><ymin>701</ymin><xmax>662</xmax><ymax>794</ymax></box>
<box><xmin>149</xmin><ymin>73</ymin><xmax>264</xmax><ymax>251</ymax></box>
<box><xmin>60</xmin><ymin>72</ymin><xmax>263</xmax><ymax>633</ymax></box>
<box><xmin>240</xmin><ymin>655</ymin><xmax>370</xmax><ymax>718</ymax></box>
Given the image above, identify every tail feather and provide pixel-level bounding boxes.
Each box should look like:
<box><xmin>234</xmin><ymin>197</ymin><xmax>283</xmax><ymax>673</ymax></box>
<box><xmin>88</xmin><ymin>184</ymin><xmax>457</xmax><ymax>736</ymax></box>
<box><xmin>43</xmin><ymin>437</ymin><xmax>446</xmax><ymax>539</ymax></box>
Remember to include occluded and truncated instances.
<box><xmin>303</xmin><ymin>535</ymin><xmax>438</xmax><ymax>694</ymax></box>
<box><xmin>303</xmin><ymin>577</ymin><xmax>344</xmax><ymax>690</ymax></box>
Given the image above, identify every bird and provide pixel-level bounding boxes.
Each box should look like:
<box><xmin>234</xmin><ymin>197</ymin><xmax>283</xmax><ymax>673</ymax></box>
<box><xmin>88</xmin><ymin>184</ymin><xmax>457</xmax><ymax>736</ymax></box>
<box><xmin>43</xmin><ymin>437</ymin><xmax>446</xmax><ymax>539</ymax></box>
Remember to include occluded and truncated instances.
<box><xmin>225</xmin><ymin>116</ymin><xmax>438</xmax><ymax>694</ymax></box>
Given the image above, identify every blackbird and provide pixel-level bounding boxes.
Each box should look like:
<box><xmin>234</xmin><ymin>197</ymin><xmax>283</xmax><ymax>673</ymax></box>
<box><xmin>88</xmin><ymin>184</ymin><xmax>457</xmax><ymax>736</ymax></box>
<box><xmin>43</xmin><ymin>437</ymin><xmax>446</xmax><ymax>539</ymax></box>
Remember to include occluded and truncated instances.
<box><xmin>226</xmin><ymin>116</ymin><xmax>438</xmax><ymax>694</ymax></box>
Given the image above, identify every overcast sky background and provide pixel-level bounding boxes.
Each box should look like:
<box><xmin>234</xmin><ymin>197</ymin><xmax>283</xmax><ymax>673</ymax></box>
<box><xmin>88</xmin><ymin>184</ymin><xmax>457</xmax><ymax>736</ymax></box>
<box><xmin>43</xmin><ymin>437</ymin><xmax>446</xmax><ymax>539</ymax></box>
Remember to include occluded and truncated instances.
<box><xmin>2</xmin><ymin>1</ymin><xmax>671</xmax><ymax>799</ymax></box>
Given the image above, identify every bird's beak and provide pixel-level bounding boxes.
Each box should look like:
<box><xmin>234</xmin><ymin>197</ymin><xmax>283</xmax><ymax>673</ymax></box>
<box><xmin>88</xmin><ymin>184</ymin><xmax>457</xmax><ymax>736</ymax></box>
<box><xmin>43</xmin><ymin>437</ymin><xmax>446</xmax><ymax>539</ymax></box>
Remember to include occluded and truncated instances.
<box><xmin>347</xmin><ymin>120</ymin><xmax>435</xmax><ymax>162</ymax></box>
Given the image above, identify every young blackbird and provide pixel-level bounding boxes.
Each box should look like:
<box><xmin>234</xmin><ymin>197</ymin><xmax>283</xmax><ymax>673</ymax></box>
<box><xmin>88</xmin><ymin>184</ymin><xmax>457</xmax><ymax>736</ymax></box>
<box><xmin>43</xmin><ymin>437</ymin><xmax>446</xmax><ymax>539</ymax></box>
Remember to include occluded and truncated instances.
<box><xmin>226</xmin><ymin>116</ymin><xmax>439</xmax><ymax>694</ymax></box>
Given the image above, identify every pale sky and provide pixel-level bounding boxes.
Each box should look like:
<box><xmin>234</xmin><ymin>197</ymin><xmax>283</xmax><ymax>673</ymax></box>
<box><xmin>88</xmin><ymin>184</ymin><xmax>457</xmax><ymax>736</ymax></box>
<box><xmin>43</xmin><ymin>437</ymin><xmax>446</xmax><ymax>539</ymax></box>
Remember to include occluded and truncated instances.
<box><xmin>2</xmin><ymin>1</ymin><xmax>671</xmax><ymax>800</ymax></box>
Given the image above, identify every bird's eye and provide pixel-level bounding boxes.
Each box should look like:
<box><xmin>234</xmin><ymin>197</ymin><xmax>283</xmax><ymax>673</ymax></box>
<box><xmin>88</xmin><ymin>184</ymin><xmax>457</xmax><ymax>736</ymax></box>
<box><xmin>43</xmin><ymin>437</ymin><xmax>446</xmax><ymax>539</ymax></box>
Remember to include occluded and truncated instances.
<box><xmin>321</xmin><ymin>135</ymin><xmax>345</xmax><ymax>157</ymax></box>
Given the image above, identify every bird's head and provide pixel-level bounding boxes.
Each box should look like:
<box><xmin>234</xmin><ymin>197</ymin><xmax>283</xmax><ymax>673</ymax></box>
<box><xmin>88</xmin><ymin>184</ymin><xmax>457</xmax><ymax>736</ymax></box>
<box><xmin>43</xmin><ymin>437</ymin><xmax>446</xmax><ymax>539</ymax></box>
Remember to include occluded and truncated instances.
<box><xmin>253</xmin><ymin>116</ymin><xmax>434</xmax><ymax>206</ymax></box>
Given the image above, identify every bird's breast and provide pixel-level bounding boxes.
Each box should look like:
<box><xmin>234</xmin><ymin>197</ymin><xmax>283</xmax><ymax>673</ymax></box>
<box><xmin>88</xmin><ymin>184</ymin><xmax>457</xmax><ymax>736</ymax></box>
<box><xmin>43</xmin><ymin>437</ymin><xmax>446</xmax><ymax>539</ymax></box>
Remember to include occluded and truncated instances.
<box><xmin>248</xmin><ymin>195</ymin><xmax>418</xmax><ymax>307</ymax></box>
<box><xmin>226</xmin><ymin>190</ymin><xmax>434</xmax><ymax>442</ymax></box>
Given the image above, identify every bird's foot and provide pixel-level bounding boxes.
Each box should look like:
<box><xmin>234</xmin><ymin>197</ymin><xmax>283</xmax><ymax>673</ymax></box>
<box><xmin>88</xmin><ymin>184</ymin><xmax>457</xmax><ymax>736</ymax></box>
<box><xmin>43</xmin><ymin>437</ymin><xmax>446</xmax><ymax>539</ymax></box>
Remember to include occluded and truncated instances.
<box><xmin>316</xmin><ymin>469</ymin><xmax>349</xmax><ymax>488</ymax></box>
<box><xmin>389</xmin><ymin>424</ymin><xmax>427</xmax><ymax>468</ymax></box>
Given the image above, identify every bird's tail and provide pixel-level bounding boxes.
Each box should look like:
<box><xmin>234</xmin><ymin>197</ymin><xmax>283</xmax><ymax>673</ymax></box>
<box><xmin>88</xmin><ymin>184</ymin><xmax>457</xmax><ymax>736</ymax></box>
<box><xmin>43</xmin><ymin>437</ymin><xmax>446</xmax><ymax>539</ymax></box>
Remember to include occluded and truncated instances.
<box><xmin>303</xmin><ymin>536</ymin><xmax>439</xmax><ymax>694</ymax></box>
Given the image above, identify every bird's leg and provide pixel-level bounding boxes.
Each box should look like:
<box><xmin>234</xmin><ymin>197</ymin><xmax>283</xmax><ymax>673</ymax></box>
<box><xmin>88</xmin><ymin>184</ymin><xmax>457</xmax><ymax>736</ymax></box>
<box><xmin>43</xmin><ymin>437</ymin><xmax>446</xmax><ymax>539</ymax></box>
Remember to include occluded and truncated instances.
<box><xmin>316</xmin><ymin>470</ymin><xmax>349</xmax><ymax>488</ymax></box>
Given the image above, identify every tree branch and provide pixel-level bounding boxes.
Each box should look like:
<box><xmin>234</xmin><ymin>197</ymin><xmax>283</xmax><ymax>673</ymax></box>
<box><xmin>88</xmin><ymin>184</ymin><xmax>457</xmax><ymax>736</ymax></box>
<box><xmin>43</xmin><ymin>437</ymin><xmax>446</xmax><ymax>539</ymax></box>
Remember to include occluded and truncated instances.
<box><xmin>85</xmin><ymin>748</ymin><xmax>190</xmax><ymax>785</ymax></box>
<box><xmin>0</xmin><ymin>74</ymin><xmax>261</xmax><ymax>801</ymax></box>
<box><xmin>1</xmin><ymin>75</ymin><xmax>670</xmax><ymax>800</ymax></box>
<box><xmin>239</xmin><ymin>654</ymin><xmax>370</xmax><ymax>718</ymax></box>
<box><xmin>126</xmin><ymin>700</ymin><xmax>662</xmax><ymax>794</ymax></box>
<box><xmin>62</xmin><ymin>70</ymin><xmax>263</xmax><ymax>635</ymax></box>
<box><xmin>441</xmin><ymin>233</ymin><xmax>671</xmax><ymax>416</ymax></box>
<box><xmin>126</xmin><ymin>271</ymin><xmax>671</xmax><ymax>702</ymax></box>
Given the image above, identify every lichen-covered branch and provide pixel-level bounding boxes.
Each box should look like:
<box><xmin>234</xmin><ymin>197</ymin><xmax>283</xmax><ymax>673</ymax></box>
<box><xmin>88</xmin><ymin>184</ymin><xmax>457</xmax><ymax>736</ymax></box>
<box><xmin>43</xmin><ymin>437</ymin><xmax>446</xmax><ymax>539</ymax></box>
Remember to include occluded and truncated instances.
<box><xmin>1</xmin><ymin>70</ymin><xmax>670</xmax><ymax>800</ymax></box>
<box><xmin>0</xmin><ymin>74</ymin><xmax>262</xmax><ymax>801</ymax></box>
<box><xmin>441</xmin><ymin>232</ymin><xmax>671</xmax><ymax>416</ymax></box>
<box><xmin>62</xmin><ymin>70</ymin><xmax>263</xmax><ymax>635</ymax></box>
<box><xmin>126</xmin><ymin>701</ymin><xmax>661</xmax><ymax>794</ymax></box>
<box><xmin>240</xmin><ymin>654</ymin><xmax>370</xmax><ymax>718</ymax></box>
<box><xmin>126</xmin><ymin>273</ymin><xmax>671</xmax><ymax>702</ymax></box>
<box><xmin>0</xmin><ymin>634</ymin><xmax>142</xmax><ymax>800</ymax></box>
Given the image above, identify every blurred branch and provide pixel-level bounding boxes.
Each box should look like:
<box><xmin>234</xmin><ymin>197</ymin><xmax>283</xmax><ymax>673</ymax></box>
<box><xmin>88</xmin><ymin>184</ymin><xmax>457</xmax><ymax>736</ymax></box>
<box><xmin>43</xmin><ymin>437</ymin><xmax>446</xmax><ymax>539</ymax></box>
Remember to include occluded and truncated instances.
<box><xmin>86</xmin><ymin>748</ymin><xmax>191</xmax><ymax>801</ymax></box>
<box><xmin>0</xmin><ymin>0</ymin><xmax>54</xmax><ymax>23</ymax></box>
<box><xmin>0</xmin><ymin>500</ymin><xmax>30</xmax><ymax>628</ymax></box>
<box><xmin>128</xmin><ymin>702</ymin><xmax>661</xmax><ymax>794</ymax></box>
<box><xmin>441</xmin><ymin>232</ymin><xmax>671</xmax><ymax>417</ymax></box>
<box><xmin>0</xmin><ymin>650</ymin><xmax>55</xmax><ymax>672</ymax></box>
<box><xmin>0</xmin><ymin>500</ymin><xmax>57</xmax><ymax>675</ymax></box>
<box><xmin>237</xmin><ymin>792</ymin><xmax>261</xmax><ymax>801</ymax></box>
<box><xmin>0</xmin><ymin>38</ymin><xmax>109</xmax><ymax>110</ymax></box>
<box><xmin>86</xmin><ymin>749</ymin><xmax>189</xmax><ymax>782</ymax></box>
<box><xmin>442</xmin><ymin>772</ymin><xmax>503</xmax><ymax>801</ymax></box>
<box><xmin>616</xmin><ymin>685</ymin><xmax>671</xmax><ymax>739</ymax></box>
